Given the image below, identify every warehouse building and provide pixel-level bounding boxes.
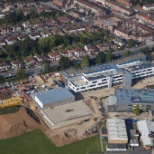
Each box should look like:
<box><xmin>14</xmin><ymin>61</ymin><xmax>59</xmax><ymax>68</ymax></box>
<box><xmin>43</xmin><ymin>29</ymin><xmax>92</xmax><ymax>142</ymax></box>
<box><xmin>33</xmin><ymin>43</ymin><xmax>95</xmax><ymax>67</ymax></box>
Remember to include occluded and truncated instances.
<box><xmin>108</xmin><ymin>88</ymin><xmax>154</xmax><ymax>112</ymax></box>
<box><xmin>106</xmin><ymin>119</ymin><xmax>128</xmax><ymax>144</ymax></box>
<box><xmin>61</xmin><ymin>53</ymin><xmax>154</xmax><ymax>93</ymax></box>
<box><xmin>137</xmin><ymin>120</ymin><xmax>154</xmax><ymax>147</ymax></box>
<box><xmin>31</xmin><ymin>88</ymin><xmax>75</xmax><ymax>109</ymax></box>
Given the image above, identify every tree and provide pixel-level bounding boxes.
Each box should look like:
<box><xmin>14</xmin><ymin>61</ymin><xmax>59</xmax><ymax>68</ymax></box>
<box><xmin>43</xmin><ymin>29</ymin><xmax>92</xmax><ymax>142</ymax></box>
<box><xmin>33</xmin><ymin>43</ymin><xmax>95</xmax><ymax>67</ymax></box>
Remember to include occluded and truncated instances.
<box><xmin>44</xmin><ymin>60</ymin><xmax>51</xmax><ymax>73</ymax></box>
<box><xmin>81</xmin><ymin>55</ymin><xmax>90</xmax><ymax>68</ymax></box>
<box><xmin>59</xmin><ymin>56</ymin><xmax>71</xmax><ymax>70</ymax></box>
<box><xmin>95</xmin><ymin>52</ymin><xmax>106</xmax><ymax>64</ymax></box>
<box><xmin>127</xmin><ymin>39</ymin><xmax>136</xmax><ymax>48</ymax></box>
<box><xmin>0</xmin><ymin>75</ymin><xmax>4</xmax><ymax>83</ymax></box>
<box><xmin>16</xmin><ymin>68</ymin><xmax>27</xmax><ymax>79</ymax></box>
<box><xmin>106</xmin><ymin>52</ymin><xmax>113</xmax><ymax>62</ymax></box>
<box><xmin>133</xmin><ymin>108</ymin><xmax>141</xmax><ymax>116</ymax></box>
<box><xmin>124</xmin><ymin>50</ymin><xmax>131</xmax><ymax>56</ymax></box>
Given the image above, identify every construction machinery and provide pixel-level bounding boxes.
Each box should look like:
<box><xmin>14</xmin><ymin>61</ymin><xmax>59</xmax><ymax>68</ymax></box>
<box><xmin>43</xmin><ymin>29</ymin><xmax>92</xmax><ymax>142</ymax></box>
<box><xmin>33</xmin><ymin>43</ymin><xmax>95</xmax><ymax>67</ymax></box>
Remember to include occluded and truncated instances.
<box><xmin>0</xmin><ymin>97</ymin><xmax>23</xmax><ymax>108</ymax></box>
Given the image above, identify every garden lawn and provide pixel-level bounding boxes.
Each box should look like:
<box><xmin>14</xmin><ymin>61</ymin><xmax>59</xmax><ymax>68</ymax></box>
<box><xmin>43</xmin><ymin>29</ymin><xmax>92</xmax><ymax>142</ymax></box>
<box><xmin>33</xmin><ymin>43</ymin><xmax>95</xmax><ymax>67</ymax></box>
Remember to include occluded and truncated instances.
<box><xmin>0</xmin><ymin>129</ymin><xmax>101</xmax><ymax>154</ymax></box>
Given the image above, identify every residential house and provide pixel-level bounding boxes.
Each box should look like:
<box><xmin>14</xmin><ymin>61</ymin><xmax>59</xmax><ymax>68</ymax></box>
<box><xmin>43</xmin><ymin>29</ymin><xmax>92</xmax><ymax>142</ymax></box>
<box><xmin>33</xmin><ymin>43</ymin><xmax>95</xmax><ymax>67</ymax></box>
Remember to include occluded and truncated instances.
<box><xmin>0</xmin><ymin>62</ymin><xmax>10</xmax><ymax>72</ymax></box>
<box><xmin>0</xmin><ymin>27</ymin><xmax>10</xmax><ymax>35</ymax></box>
<box><xmin>11</xmin><ymin>25</ymin><xmax>22</xmax><ymax>33</ymax></box>
<box><xmin>34</xmin><ymin>55</ymin><xmax>46</xmax><ymax>62</ymax></box>
<box><xmin>30</xmin><ymin>20</ymin><xmax>45</xmax><ymax>29</ymax></box>
<box><xmin>5</xmin><ymin>37</ymin><xmax>17</xmax><ymax>45</ymax></box>
<box><xmin>113</xmin><ymin>38</ymin><xmax>126</xmax><ymax>46</ymax></box>
<box><xmin>116</xmin><ymin>0</ymin><xmax>132</xmax><ymax>7</ymax></box>
<box><xmin>52</xmin><ymin>28</ymin><xmax>64</xmax><ymax>35</ymax></box>
<box><xmin>96</xmin><ymin>43</ymin><xmax>110</xmax><ymax>51</ymax></box>
<box><xmin>106</xmin><ymin>1</ymin><xmax>134</xmax><ymax>16</ymax></box>
<box><xmin>24</xmin><ymin>56</ymin><xmax>36</xmax><ymax>66</ymax></box>
<box><xmin>41</xmin><ymin>31</ymin><xmax>52</xmax><ymax>38</ymax></box>
<box><xmin>0</xmin><ymin>13</ymin><xmax>5</xmax><ymax>19</ymax></box>
<box><xmin>63</xmin><ymin>25</ymin><xmax>85</xmax><ymax>34</ymax></box>
<box><xmin>70</xmin><ymin>11</ymin><xmax>81</xmax><ymax>19</ymax></box>
<box><xmin>114</xmin><ymin>28</ymin><xmax>130</xmax><ymax>39</ymax></box>
<box><xmin>3</xmin><ymin>3</ymin><xmax>13</xmax><ymax>12</ymax></box>
<box><xmin>60</xmin><ymin>50</ymin><xmax>74</xmax><ymax>58</ymax></box>
<box><xmin>17</xmin><ymin>34</ymin><xmax>28</xmax><ymax>41</ymax></box>
<box><xmin>48</xmin><ymin>52</ymin><xmax>61</xmax><ymax>61</ymax></box>
<box><xmin>29</xmin><ymin>33</ymin><xmax>41</xmax><ymax>40</ymax></box>
<box><xmin>73</xmin><ymin>0</ymin><xmax>100</xmax><ymax>15</ymax></box>
<box><xmin>22</xmin><ymin>8</ymin><xmax>33</xmax><ymax>16</ymax></box>
<box><xmin>53</xmin><ymin>0</ymin><xmax>68</xmax><ymax>7</ymax></box>
<box><xmin>58</xmin><ymin>16</ymin><xmax>69</xmax><ymax>23</ymax></box>
<box><xmin>37</xmin><ymin>6</ymin><xmax>45</xmax><ymax>14</ymax></box>
<box><xmin>136</xmin><ymin>12</ymin><xmax>154</xmax><ymax>26</ymax></box>
<box><xmin>74</xmin><ymin>48</ymin><xmax>84</xmax><ymax>57</ymax></box>
<box><xmin>17</xmin><ymin>1</ymin><xmax>36</xmax><ymax>8</ymax></box>
<box><xmin>22</xmin><ymin>21</ymin><xmax>32</xmax><ymax>29</ymax></box>
<box><xmin>84</xmin><ymin>45</ymin><xmax>97</xmax><ymax>55</ymax></box>
<box><xmin>0</xmin><ymin>40</ymin><xmax>6</xmax><ymax>46</ymax></box>
<box><xmin>11</xmin><ymin>60</ymin><xmax>22</xmax><ymax>68</ymax></box>
<box><xmin>45</xmin><ymin>18</ymin><xmax>55</xmax><ymax>27</ymax></box>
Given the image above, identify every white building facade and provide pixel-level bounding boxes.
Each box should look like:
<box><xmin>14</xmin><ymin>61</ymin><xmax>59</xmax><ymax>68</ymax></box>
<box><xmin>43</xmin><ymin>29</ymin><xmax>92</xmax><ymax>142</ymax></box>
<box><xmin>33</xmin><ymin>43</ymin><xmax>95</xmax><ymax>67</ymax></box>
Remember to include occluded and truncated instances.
<box><xmin>62</xmin><ymin>59</ymin><xmax>154</xmax><ymax>93</ymax></box>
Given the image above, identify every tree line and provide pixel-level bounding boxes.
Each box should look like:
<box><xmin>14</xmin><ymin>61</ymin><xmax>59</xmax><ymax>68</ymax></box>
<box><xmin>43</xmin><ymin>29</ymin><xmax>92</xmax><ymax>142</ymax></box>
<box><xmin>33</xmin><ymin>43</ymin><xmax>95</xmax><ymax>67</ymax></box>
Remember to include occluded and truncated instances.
<box><xmin>0</xmin><ymin>9</ymin><xmax>65</xmax><ymax>26</ymax></box>
<box><xmin>2</xmin><ymin>29</ymin><xmax>109</xmax><ymax>62</ymax></box>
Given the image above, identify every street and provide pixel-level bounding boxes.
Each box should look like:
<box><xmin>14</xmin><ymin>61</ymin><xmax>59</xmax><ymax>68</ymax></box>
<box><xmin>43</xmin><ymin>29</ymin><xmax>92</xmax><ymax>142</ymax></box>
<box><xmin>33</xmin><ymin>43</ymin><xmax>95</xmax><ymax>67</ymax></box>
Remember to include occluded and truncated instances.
<box><xmin>113</xmin><ymin>41</ymin><xmax>154</xmax><ymax>56</ymax></box>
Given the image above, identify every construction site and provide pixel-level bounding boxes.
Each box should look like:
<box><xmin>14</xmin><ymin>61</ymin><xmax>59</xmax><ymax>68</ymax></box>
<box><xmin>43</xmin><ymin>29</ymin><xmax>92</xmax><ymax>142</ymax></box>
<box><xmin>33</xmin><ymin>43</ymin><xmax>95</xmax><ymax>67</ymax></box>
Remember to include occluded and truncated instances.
<box><xmin>1</xmin><ymin>68</ymin><xmax>154</xmax><ymax>146</ymax></box>
<box><xmin>0</xmin><ymin>72</ymin><xmax>103</xmax><ymax>146</ymax></box>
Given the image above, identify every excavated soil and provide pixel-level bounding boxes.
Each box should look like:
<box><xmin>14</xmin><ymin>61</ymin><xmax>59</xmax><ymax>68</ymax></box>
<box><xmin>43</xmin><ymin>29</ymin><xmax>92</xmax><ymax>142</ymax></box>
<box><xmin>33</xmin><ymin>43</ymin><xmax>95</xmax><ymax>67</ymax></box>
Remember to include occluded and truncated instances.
<box><xmin>0</xmin><ymin>107</ymin><xmax>42</xmax><ymax>139</ymax></box>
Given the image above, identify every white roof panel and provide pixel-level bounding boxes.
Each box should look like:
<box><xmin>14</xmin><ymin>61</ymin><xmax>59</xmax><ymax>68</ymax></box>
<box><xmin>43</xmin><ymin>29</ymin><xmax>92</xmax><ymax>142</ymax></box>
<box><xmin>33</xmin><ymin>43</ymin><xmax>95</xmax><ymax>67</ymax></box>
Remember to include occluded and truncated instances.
<box><xmin>137</xmin><ymin>120</ymin><xmax>154</xmax><ymax>146</ymax></box>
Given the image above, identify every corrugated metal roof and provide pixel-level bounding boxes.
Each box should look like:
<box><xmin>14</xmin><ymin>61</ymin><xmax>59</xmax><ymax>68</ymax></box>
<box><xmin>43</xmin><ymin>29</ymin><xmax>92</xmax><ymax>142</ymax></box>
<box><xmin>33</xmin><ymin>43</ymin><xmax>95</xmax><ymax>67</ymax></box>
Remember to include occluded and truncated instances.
<box><xmin>107</xmin><ymin>118</ymin><xmax>128</xmax><ymax>141</ymax></box>
<box><xmin>32</xmin><ymin>88</ymin><xmax>75</xmax><ymax>105</ymax></box>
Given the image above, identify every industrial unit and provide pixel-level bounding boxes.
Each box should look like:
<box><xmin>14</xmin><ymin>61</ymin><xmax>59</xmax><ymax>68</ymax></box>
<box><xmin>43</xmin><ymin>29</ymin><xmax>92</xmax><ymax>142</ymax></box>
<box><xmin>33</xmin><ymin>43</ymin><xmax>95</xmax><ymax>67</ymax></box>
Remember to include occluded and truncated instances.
<box><xmin>61</xmin><ymin>54</ymin><xmax>154</xmax><ymax>93</ymax></box>
<box><xmin>137</xmin><ymin>120</ymin><xmax>154</xmax><ymax>147</ymax></box>
<box><xmin>108</xmin><ymin>88</ymin><xmax>154</xmax><ymax>112</ymax></box>
<box><xmin>106</xmin><ymin>119</ymin><xmax>128</xmax><ymax>144</ymax></box>
<box><xmin>106</xmin><ymin>144</ymin><xmax>127</xmax><ymax>152</ymax></box>
<box><xmin>31</xmin><ymin>88</ymin><xmax>75</xmax><ymax>109</ymax></box>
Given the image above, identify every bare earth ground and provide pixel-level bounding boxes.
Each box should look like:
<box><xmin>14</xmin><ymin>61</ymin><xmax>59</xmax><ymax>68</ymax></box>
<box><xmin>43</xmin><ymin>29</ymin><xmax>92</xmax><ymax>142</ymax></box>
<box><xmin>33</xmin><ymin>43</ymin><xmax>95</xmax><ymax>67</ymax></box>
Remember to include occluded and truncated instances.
<box><xmin>0</xmin><ymin>107</ymin><xmax>41</xmax><ymax>139</ymax></box>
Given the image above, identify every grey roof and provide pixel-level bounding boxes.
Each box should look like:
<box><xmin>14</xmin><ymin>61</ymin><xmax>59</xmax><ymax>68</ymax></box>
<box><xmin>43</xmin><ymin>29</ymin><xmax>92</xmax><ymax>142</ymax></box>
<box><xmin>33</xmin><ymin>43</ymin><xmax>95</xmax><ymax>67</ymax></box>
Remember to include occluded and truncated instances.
<box><xmin>32</xmin><ymin>88</ymin><xmax>75</xmax><ymax>105</ymax></box>
<box><xmin>116</xmin><ymin>88</ymin><xmax>154</xmax><ymax>105</ymax></box>
<box><xmin>107</xmin><ymin>144</ymin><xmax>126</xmax><ymax>149</ymax></box>
<box><xmin>128</xmin><ymin>62</ymin><xmax>154</xmax><ymax>72</ymax></box>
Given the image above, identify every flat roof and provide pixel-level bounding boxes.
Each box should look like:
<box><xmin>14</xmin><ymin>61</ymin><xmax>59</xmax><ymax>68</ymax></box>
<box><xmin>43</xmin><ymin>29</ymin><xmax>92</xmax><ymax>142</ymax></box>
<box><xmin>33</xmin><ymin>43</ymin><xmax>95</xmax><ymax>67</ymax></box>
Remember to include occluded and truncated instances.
<box><xmin>127</xmin><ymin>62</ymin><xmax>154</xmax><ymax>72</ymax></box>
<box><xmin>32</xmin><ymin>88</ymin><xmax>75</xmax><ymax>105</ymax></box>
<box><xmin>107</xmin><ymin>143</ymin><xmax>126</xmax><ymax>149</ymax></box>
<box><xmin>63</xmin><ymin>63</ymin><xmax>121</xmax><ymax>78</ymax></box>
<box><xmin>137</xmin><ymin>120</ymin><xmax>154</xmax><ymax>146</ymax></box>
<box><xmin>41</xmin><ymin>100</ymin><xmax>93</xmax><ymax>124</ymax></box>
<box><xmin>116</xmin><ymin>88</ymin><xmax>154</xmax><ymax>105</ymax></box>
<box><xmin>107</xmin><ymin>119</ymin><xmax>128</xmax><ymax>141</ymax></box>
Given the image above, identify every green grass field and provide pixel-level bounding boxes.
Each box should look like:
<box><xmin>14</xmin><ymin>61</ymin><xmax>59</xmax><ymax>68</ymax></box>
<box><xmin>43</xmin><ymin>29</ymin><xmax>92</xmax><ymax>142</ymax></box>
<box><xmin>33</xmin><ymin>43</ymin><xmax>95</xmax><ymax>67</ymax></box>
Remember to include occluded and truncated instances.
<box><xmin>0</xmin><ymin>129</ymin><xmax>101</xmax><ymax>154</ymax></box>
<box><xmin>0</xmin><ymin>106</ymin><xmax>20</xmax><ymax>115</ymax></box>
